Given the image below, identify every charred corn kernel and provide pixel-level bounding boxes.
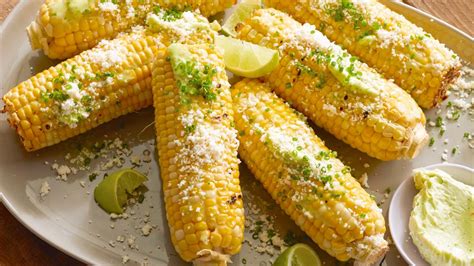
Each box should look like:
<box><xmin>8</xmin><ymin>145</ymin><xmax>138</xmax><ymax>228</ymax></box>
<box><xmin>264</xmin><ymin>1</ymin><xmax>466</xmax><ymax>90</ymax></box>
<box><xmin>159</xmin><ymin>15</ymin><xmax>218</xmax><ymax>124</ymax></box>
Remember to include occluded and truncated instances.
<box><xmin>232</xmin><ymin>78</ymin><xmax>388</xmax><ymax>264</ymax></box>
<box><xmin>236</xmin><ymin>8</ymin><xmax>428</xmax><ymax>161</ymax></box>
<box><xmin>27</xmin><ymin>0</ymin><xmax>235</xmax><ymax>59</ymax></box>
<box><xmin>152</xmin><ymin>43</ymin><xmax>244</xmax><ymax>263</ymax></box>
<box><xmin>264</xmin><ymin>0</ymin><xmax>462</xmax><ymax>108</ymax></box>
<box><xmin>3</xmin><ymin>12</ymin><xmax>217</xmax><ymax>151</ymax></box>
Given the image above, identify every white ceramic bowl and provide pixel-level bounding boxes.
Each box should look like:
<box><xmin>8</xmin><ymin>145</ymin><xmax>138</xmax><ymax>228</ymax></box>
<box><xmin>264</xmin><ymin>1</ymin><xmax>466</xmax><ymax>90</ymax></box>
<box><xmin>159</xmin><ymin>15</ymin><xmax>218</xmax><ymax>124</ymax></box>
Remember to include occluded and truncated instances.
<box><xmin>389</xmin><ymin>163</ymin><xmax>474</xmax><ymax>265</ymax></box>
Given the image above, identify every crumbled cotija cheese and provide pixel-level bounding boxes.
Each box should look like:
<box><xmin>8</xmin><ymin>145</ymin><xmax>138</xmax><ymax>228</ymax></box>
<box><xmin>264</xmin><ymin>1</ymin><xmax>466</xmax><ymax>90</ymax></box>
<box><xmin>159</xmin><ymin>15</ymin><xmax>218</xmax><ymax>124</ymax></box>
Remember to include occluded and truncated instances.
<box><xmin>39</xmin><ymin>181</ymin><xmax>51</xmax><ymax>198</ymax></box>
<box><xmin>98</xmin><ymin>1</ymin><xmax>118</xmax><ymax>12</ymax></box>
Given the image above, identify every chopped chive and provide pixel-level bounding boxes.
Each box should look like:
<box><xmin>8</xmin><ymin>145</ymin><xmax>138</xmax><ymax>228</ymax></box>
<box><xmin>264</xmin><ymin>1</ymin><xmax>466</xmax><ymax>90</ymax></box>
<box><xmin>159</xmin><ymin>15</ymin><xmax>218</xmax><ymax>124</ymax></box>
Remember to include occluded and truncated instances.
<box><xmin>138</xmin><ymin>194</ymin><xmax>145</xmax><ymax>203</ymax></box>
<box><xmin>435</xmin><ymin>116</ymin><xmax>443</xmax><ymax>127</ymax></box>
<box><xmin>439</xmin><ymin>128</ymin><xmax>446</xmax><ymax>136</ymax></box>
<box><xmin>88</xmin><ymin>173</ymin><xmax>98</xmax><ymax>182</ymax></box>
<box><xmin>451</xmin><ymin>147</ymin><xmax>457</xmax><ymax>154</ymax></box>
<box><xmin>429</xmin><ymin>137</ymin><xmax>435</xmax><ymax>147</ymax></box>
<box><xmin>451</xmin><ymin>110</ymin><xmax>461</xmax><ymax>120</ymax></box>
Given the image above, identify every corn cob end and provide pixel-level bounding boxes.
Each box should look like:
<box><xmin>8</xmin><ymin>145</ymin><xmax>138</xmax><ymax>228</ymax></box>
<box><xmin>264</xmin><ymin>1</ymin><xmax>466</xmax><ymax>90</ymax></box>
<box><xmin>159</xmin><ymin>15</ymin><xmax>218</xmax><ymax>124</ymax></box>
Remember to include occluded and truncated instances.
<box><xmin>435</xmin><ymin>66</ymin><xmax>462</xmax><ymax>107</ymax></box>
<box><xmin>405</xmin><ymin>123</ymin><xmax>429</xmax><ymax>159</ymax></box>
<box><xmin>153</xmin><ymin>43</ymin><xmax>244</xmax><ymax>263</ymax></box>
<box><xmin>2</xmin><ymin>96</ymin><xmax>33</xmax><ymax>151</ymax></box>
<box><xmin>26</xmin><ymin>20</ymin><xmax>46</xmax><ymax>51</ymax></box>
<box><xmin>352</xmin><ymin>235</ymin><xmax>389</xmax><ymax>265</ymax></box>
<box><xmin>193</xmin><ymin>249</ymin><xmax>231</xmax><ymax>266</ymax></box>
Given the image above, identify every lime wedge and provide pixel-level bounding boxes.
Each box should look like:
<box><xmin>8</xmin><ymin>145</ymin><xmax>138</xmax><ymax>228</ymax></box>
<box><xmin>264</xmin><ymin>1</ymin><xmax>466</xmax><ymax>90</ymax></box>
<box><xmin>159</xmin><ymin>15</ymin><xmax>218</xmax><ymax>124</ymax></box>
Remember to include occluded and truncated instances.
<box><xmin>94</xmin><ymin>168</ymin><xmax>147</xmax><ymax>214</ymax></box>
<box><xmin>273</xmin><ymin>244</ymin><xmax>321</xmax><ymax>266</ymax></box>
<box><xmin>222</xmin><ymin>0</ymin><xmax>261</xmax><ymax>37</ymax></box>
<box><xmin>215</xmin><ymin>35</ymin><xmax>279</xmax><ymax>78</ymax></box>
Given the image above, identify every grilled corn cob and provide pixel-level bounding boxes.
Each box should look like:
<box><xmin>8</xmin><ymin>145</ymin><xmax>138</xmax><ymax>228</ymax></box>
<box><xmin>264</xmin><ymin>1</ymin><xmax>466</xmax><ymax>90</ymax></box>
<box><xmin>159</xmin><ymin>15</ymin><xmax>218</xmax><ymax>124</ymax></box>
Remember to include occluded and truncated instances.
<box><xmin>235</xmin><ymin>8</ymin><xmax>428</xmax><ymax>161</ymax></box>
<box><xmin>2</xmin><ymin>10</ymin><xmax>217</xmax><ymax>151</ymax></box>
<box><xmin>232</xmin><ymin>78</ymin><xmax>388</xmax><ymax>263</ymax></box>
<box><xmin>28</xmin><ymin>0</ymin><xmax>235</xmax><ymax>59</ymax></box>
<box><xmin>152</xmin><ymin>43</ymin><xmax>244</xmax><ymax>264</ymax></box>
<box><xmin>264</xmin><ymin>0</ymin><xmax>462</xmax><ymax>109</ymax></box>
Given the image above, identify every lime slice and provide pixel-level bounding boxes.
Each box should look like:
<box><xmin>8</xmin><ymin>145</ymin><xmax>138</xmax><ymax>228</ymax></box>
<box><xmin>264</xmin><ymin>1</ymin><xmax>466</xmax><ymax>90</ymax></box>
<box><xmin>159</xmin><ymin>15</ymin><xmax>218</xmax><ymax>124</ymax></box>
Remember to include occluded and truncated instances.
<box><xmin>222</xmin><ymin>0</ymin><xmax>261</xmax><ymax>37</ymax></box>
<box><xmin>215</xmin><ymin>35</ymin><xmax>279</xmax><ymax>78</ymax></box>
<box><xmin>94</xmin><ymin>168</ymin><xmax>147</xmax><ymax>214</ymax></box>
<box><xmin>273</xmin><ymin>244</ymin><xmax>321</xmax><ymax>266</ymax></box>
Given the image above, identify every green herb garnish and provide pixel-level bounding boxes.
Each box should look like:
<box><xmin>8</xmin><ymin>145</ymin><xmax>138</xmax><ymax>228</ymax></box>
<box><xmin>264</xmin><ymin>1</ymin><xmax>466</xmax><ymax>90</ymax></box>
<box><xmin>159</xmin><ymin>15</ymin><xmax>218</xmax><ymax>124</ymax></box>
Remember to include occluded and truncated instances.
<box><xmin>429</xmin><ymin>137</ymin><xmax>435</xmax><ymax>147</ymax></box>
<box><xmin>89</xmin><ymin>173</ymin><xmax>98</xmax><ymax>182</ymax></box>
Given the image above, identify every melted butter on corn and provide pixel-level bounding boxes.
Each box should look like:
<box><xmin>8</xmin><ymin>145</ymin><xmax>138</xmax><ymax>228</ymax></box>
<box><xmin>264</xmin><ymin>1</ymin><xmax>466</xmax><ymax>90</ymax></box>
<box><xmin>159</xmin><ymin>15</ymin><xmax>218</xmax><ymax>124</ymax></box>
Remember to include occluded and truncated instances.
<box><xmin>4</xmin><ymin>10</ymin><xmax>219</xmax><ymax>151</ymax></box>
<box><xmin>147</xmin><ymin>9</ymin><xmax>220</xmax><ymax>43</ymax></box>
<box><xmin>153</xmin><ymin>44</ymin><xmax>243</xmax><ymax>262</ymax></box>
<box><xmin>232</xmin><ymin>79</ymin><xmax>388</xmax><ymax>263</ymax></box>
<box><xmin>168</xmin><ymin>46</ymin><xmax>238</xmax><ymax>197</ymax></box>
<box><xmin>236</xmin><ymin>88</ymin><xmax>381</xmax><ymax>221</ymax></box>
<box><xmin>36</xmin><ymin>10</ymin><xmax>216</xmax><ymax>129</ymax></box>
<box><xmin>236</xmin><ymin>8</ymin><xmax>428</xmax><ymax>160</ymax></box>
<box><xmin>29</xmin><ymin>0</ymin><xmax>235</xmax><ymax>59</ymax></box>
<box><xmin>37</xmin><ymin>27</ymin><xmax>148</xmax><ymax>128</ymax></box>
<box><xmin>256</xmin><ymin>10</ymin><xmax>393</xmax><ymax>96</ymax></box>
<box><xmin>252</xmin><ymin>10</ymin><xmax>412</xmax><ymax>127</ymax></box>
<box><xmin>295</xmin><ymin>0</ymin><xmax>461</xmax><ymax>73</ymax></box>
<box><xmin>265</xmin><ymin>0</ymin><xmax>461</xmax><ymax>108</ymax></box>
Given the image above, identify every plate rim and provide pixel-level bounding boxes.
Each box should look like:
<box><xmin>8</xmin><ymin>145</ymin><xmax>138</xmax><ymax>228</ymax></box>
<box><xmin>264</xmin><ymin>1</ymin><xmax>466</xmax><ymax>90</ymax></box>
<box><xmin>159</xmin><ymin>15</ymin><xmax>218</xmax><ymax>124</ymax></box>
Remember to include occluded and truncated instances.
<box><xmin>0</xmin><ymin>194</ymin><xmax>94</xmax><ymax>264</ymax></box>
<box><xmin>0</xmin><ymin>1</ymin><xmax>121</xmax><ymax>263</ymax></box>
<box><xmin>380</xmin><ymin>0</ymin><xmax>473</xmax><ymax>41</ymax></box>
<box><xmin>1</xmin><ymin>0</ymin><xmax>473</xmax><ymax>265</ymax></box>
<box><xmin>388</xmin><ymin>163</ymin><xmax>474</xmax><ymax>265</ymax></box>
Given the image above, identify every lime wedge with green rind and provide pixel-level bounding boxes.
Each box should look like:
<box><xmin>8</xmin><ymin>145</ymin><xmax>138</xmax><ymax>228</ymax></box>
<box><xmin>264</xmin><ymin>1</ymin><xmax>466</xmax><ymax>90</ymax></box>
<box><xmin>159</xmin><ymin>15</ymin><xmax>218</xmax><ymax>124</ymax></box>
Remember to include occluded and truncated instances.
<box><xmin>273</xmin><ymin>243</ymin><xmax>321</xmax><ymax>266</ymax></box>
<box><xmin>94</xmin><ymin>168</ymin><xmax>147</xmax><ymax>214</ymax></box>
<box><xmin>222</xmin><ymin>0</ymin><xmax>261</xmax><ymax>37</ymax></box>
<box><xmin>215</xmin><ymin>35</ymin><xmax>279</xmax><ymax>78</ymax></box>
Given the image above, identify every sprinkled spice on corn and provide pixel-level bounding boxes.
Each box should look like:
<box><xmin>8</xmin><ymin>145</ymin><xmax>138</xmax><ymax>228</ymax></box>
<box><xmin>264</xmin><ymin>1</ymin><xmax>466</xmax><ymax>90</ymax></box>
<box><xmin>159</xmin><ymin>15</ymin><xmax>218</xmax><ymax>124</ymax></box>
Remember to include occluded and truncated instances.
<box><xmin>28</xmin><ymin>0</ymin><xmax>235</xmax><ymax>59</ymax></box>
<box><xmin>264</xmin><ymin>0</ymin><xmax>462</xmax><ymax>108</ymax></box>
<box><xmin>2</xmin><ymin>10</ymin><xmax>217</xmax><ymax>151</ymax></box>
<box><xmin>232</xmin><ymin>78</ymin><xmax>388</xmax><ymax>263</ymax></box>
<box><xmin>235</xmin><ymin>8</ymin><xmax>429</xmax><ymax>161</ymax></box>
<box><xmin>152</xmin><ymin>43</ymin><xmax>244</xmax><ymax>264</ymax></box>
